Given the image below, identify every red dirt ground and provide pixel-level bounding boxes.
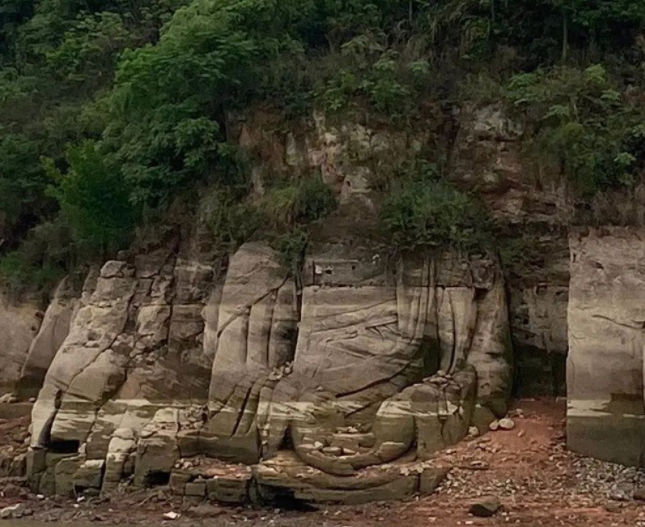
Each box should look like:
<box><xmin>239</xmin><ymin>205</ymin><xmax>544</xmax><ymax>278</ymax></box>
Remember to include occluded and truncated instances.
<box><xmin>2</xmin><ymin>399</ymin><xmax>645</xmax><ymax>526</ymax></box>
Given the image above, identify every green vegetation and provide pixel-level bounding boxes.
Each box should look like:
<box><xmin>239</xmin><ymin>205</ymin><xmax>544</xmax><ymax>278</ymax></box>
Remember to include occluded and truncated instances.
<box><xmin>0</xmin><ymin>219</ymin><xmax>71</xmax><ymax>295</ymax></box>
<box><xmin>200</xmin><ymin>187</ymin><xmax>261</xmax><ymax>252</ymax></box>
<box><xmin>260</xmin><ymin>175</ymin><xmax>337</xmax><ymax>274</ymax></box>
<box><xmin>47</xmin><ymin>141</ymin><xmax>137</xmax><ymax>254</ymax></box>
<box><xmin>508</xmin><ymin>65</ymin><xmax>645</xmax><ymax>194</ymax></box>
<box><xmin>261</xmin><ymin>175</ymin><xmax>337</xmax><ymax>231</ymax></box>
<box><xmin>1</xmin><ymin>0</ymin><xmax>645</xmax><ymax>290</ymax></box>
<box><xmin>381</xmin><ymin>175</ymin><xmax>492</xmax><ymax>253</ymax></box>
<box><xmin>199</xmin><ymin>173</ymin><xmax>336</xmax><ymax>274</ymax></box>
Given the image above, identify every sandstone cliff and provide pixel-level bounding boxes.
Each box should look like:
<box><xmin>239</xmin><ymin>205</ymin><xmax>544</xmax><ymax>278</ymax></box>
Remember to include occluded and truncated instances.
<box><xmin>0</xmin><ymin>104</ymin><xmax>626</xmax><ymax>503</ymax></box>
<box><xmin>567</xmin><ymin>228</ymin><xmax>645</xmax><ymax>467</ymax></box>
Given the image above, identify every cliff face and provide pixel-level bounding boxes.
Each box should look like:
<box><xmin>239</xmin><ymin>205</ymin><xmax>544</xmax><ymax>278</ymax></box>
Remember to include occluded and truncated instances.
<box><xmin>449</xmin><ymin>105</ymin><xmax>571</xmax><ymax>397</ymax></box>
<box><xmin>15</xmin><ymin>239</ymin><xmax>511</xmax><ymax>499</ymax></box>
<box><xmin>2</xmin><ymin>105</ymin><xmax>568</xmax><ymax>405</ymax></box>
<box><xmin>235</xmin><ymin>105</ymin><xmax>571</xmax><ymax>398</ymax></box>
<box><xmin>16</xmin><ymin>278</ymin><xmax>81</xmax><ymax>400</ymax></box>
<box><xmin>567</xmin><ymin>228</ymin><xmax>645</xmax><ymax>467</ymax></box>
<box><xmin>0</xmin><ymin>104</ymin><xmax>598</xmax><ymax>501</ymax></box>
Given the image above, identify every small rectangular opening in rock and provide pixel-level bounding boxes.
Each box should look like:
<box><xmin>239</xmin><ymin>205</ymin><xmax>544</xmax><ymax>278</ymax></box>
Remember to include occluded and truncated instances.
<box><xmin>49</xmin><ymin>440</ymin><xmax>80</xmax><ymax>454</ymax></box>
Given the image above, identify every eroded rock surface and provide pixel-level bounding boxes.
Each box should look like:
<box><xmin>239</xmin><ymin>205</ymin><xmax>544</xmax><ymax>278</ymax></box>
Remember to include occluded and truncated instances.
<box><xmin>235</xmin><ymin>105</ymin><xmax>570</xmax><ymax>399</ymax></box>
<box><xmin>451</xmin><ymin>104</ymin><xmax>571</xmax><ymax>224</ymax></box>
<box><xmin>17</xmin><ymin>278</ymin><xmax>82</xmax><ymax>400</ymax></box>
<box><xmin>27</xmin><ymin>229</ymin><xmax>218</xmax><ymax>495</ymax></box>
<box><xmin>567</xmin><ymin>228</ymin><xmax>645</xmax><ymax>467</ymax></box>
<box><xmin>1</xmin><ymin>106</ymin><xmax>535</xmax><ymax>503</ymax></box>
<box><xmin>18</xmin><ymin>236</ymin><xmax>512</xmax><ymax>501</ymax></box>
<box><xmin>6</xmin><ymin>103</ymin><xmax>645</xmax><ymax>503</ymax></box>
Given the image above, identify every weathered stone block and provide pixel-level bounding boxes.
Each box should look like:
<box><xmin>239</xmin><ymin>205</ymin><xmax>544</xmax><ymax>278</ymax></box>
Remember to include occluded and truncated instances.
<box><xmin>9</xmin><ymin>453</ymin><xmax>26</xmax><ymax>478</ymax></box>
<box><xmin>206</xmin><ymin>476</ymin><xmax>250</xmax><ymax>504</ymax></box>
<box><xmin>185</xmin><ymin>480</ymin><xmax>206</xmax><ymax>497</ymax></box>
<box><xmin>54</xmin><ymin>457</ymin><xmax>82</xmax><ymax>497</ymax></box>
<box><xmin>567</xmin><ymin>228</ymin><xmax>645</xmax><ymax>467</ymax></box>
<box><xmin>73</xmin><ymin>459</ymin><xmax>105</xmax><ymax>489</ymax></box>
<box><xmin>26</xmin><ymin>449</ymin><xmax>46</xmax><ymax>491</ymax></box>
<box><xmin>254</xmin><ymin>452</ymin><xmax>420</xmax><ymax>505</ymax></box>
<box><xmin>169</xmin><ymin>471</ymin><xmax>191</xmax><ymax>495</ymax></box>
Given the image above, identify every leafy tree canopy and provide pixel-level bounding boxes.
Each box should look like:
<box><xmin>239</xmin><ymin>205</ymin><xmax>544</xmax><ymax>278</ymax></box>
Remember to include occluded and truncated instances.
<box><xmin>1</xmin><ymin>0</ymin><xmax>645</xmax><ymax>290</ymax></box>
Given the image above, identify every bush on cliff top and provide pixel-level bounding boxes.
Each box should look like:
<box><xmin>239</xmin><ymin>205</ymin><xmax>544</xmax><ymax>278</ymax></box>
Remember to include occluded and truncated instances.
<box><xmin>381</xmin><ymin>178</ymin><xmax>492</xmax><ymax>254</ymax></box>
<box><xmin>260</xmin><ymin>174</ymin><xmax>337</xmax><ymax>274</ymax></box>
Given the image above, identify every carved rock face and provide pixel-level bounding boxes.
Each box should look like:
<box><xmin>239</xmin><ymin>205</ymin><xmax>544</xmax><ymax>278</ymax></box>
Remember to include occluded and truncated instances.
<box><xmin>23</xmin><ymin>239</ymin><xmax>512</xmax><ymax>501</ymax></box>
<box><xmin>27</xmin><ymin>234</ymin><xmax>217</xmax><ymax>493</ymax></box>
<box><xmin>200</xmin><ymin>242</ymin><xmax>298</xmax><ymax>463</ymax></box>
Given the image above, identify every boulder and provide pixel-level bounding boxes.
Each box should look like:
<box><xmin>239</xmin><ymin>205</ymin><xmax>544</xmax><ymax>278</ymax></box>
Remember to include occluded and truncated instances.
<box><xmin>498</xmin><ymin>418</ymin><xmax>515</xmax><ymax>430</ymax></box>
<box><xmin>469</xmin><ymin>496</ymin><xmax>501</xmax><ymax>517</ymax></box>
<box><xmin>419</xmin><ymin>467</ymin><xmax>450</xmax><ymax>495</ymax></box>
<box><xmin>185</xmin><ymin>480</ymin><xmax>206</xmax><ymax>497</ymax></box>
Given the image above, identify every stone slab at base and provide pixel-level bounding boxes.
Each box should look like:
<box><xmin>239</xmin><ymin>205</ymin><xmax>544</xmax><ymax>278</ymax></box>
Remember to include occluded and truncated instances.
<box><xmin>567</xmin><ymin>400</ymin><xmax>645</xmax><ymax>467</ymax></box>
<box><xmin>207</xmin><ymin>476</ymin><xmax>250</xmax><ymax>504</ymax></box>
<box><xmin>253</xmin><ymin>451</ymin><xmax>449</xmax><ymax>505</ymax></box>
<box><xmin>166</xmin><ymin>452</ymin><xmax>449</xmax><ymax>505</ymax></box>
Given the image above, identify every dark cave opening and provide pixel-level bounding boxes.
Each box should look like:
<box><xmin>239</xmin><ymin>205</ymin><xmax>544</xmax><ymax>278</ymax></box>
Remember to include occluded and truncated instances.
<box><xmin>145</xmin><ymin>470</ymin><xmax>171</xmax><ymax>487</ymax></box>
<box><xmin>49</xmin><ymin>439</ymin><xmax>80</xmax><ymax>454</ymax></box>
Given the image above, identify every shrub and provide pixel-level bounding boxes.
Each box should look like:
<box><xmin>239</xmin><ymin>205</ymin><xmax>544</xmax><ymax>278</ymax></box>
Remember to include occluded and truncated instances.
<box><xmin>0</xmin><ymin>219</ymin><xmax>71</xmax><ymax>294</ymax></box>
<box><xmin>199</xmin><ymin>187</ymin><xmax>261</xmax><ymax>251</ymax></box>
<box><xmin>46</xmin><ymin>141</ymin><xmax>137</xmax><ymax>256</ymax></box>
<box><xmin>380</xmin><ymin>179</ymin><xmax>492</xmax><ymax>253</ymax></box>
<box><xmin>274</xmin><ymin>228</ymin><xmax>308</xmax><ymax>275</ymax></box>
<box><xmin>261</xmin><ymin>174</ymin><xmax>337</xmax><ymax>230</ymax></box>
<box><xmin>507</xmin><ymin>65</ymin><xmax>645</xmax><ymax>195</ymax></box>
<box><xmin>318</xmin><ymin>36</ymin><xmax>415</xmax><ymax>118</ymax></box>
<box><xmin>261</xmin><ymin>174</ymin><xmax>337</xmax><ymax>274</ymax></box>
<box><xmin>0</xmin><ymin>133</ymin><xmax>52</xmax><ymax>241</ymax></box>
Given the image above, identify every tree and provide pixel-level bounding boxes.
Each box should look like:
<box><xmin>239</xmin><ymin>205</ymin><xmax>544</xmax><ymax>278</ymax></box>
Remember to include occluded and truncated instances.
<box><xmin>48</xmin><ymin>141</ymin><xmax>137</xmax><ymax>255</ymax></box>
